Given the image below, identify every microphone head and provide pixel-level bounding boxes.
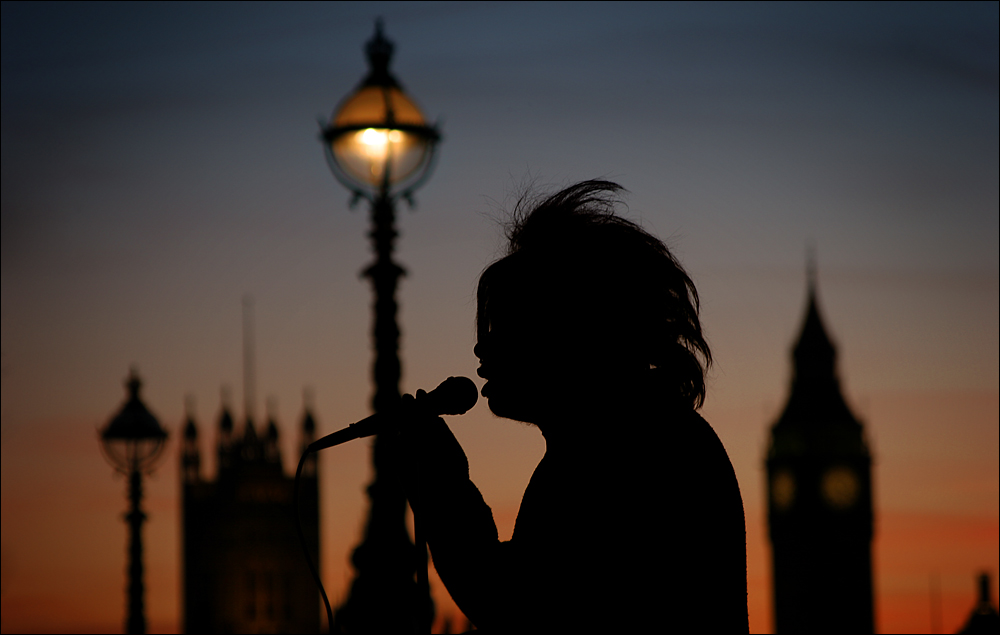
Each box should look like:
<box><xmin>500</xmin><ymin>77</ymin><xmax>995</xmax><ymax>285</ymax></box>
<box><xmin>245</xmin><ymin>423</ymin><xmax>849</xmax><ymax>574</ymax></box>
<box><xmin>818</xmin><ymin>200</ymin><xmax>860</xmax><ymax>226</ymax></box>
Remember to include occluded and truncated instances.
<box><xmin>425</xmin><ymin>376</ymin><xmax>479</xmax><ymax>416</ymax></box>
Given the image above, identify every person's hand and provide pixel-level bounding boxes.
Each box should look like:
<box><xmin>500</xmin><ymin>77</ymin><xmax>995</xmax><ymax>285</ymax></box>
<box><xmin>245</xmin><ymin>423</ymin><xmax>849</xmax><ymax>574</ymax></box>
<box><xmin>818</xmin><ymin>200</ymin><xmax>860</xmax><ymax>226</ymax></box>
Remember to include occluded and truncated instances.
<box><xmin>396</xmin><ymin>391</ymin><xmax>470</xmax><ymax>506</ymax></box>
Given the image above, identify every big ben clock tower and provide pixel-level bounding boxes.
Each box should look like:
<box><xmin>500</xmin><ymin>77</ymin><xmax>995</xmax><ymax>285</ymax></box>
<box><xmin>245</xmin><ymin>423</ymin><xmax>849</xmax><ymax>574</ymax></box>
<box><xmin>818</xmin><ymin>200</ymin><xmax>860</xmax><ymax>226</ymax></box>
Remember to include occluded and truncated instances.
<box><xmin>766</xmin><ymin>269</ymin><xmax>874</xmax><ymax>633</ymax></box>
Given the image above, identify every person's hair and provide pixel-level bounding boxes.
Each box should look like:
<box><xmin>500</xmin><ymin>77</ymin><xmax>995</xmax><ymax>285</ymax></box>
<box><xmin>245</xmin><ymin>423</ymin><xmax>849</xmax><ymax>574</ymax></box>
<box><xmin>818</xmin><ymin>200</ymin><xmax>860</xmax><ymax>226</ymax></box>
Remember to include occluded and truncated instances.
<box><xmin>476</xmin><ymin>180</ymin><xmax>712</xmax><ymax>409</ymax></box>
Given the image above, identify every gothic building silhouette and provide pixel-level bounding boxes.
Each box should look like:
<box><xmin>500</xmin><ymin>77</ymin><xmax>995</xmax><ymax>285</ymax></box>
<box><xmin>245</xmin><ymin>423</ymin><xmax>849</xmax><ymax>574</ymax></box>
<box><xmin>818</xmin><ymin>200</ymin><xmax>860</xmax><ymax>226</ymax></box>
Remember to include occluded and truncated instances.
<box><xmin>181</xmin><ymin>395</ymin><xmax>320</xmax><ymax>633</ymax></box>
<box><xmin>766</xmin><ymin>270</ymin><xmax>874</xmax><ymax>633</ymax></box>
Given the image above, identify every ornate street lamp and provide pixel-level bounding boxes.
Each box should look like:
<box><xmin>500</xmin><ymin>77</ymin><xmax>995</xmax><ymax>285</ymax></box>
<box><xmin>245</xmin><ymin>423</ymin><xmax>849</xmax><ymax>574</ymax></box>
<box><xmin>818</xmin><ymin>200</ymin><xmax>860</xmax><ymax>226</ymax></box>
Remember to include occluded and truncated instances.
<box><xmin>320</xmin><ymin>19</ymin><xmax>441</xmax><ymax>634</ymax></box>
<box><xmin>322</xmin><ymin>19</ymin><xmax>441</xmax><ymax>214</ymax></box>
<box><xmin>99</xmin><ymin>369</ymin><xmax>168</xmax><ymax>635</ymax></box>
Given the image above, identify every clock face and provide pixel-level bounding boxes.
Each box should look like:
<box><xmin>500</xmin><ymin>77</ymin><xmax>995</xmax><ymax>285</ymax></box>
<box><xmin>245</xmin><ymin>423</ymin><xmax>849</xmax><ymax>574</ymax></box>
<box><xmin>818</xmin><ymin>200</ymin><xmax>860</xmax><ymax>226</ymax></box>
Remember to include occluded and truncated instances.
<box><xmin>821</xmin><ymin>466</ymin><xmax>859</xmax><ymax>509</ymax></box>
<box><xmin>771</xmin><ymin>469</ymin><xmax>796</xmax><ymax>511</ymax></box>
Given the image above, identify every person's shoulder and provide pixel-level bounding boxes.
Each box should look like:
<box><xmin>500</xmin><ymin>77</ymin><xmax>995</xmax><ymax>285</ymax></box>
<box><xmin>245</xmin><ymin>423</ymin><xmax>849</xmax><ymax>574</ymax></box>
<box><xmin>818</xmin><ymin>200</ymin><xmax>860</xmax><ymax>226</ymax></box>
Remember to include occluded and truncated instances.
<box><xmin>639</xmin><ymin>403</ymin><xmax>723</xmax><ymax>452</ymax></box>
<box><xmin>687</xmin><ymin>410</ymin><xmax>739</xmax><ymax>474</ymax></box>
<box><xmin>639</xmin><ymin>406</ymin><xmax>740</xmax><ymax>489</ymax></box>
<box><xmin>687</xmin><ymin>410</ymin><xmax>730</xmax><ymax>453</ymax></box>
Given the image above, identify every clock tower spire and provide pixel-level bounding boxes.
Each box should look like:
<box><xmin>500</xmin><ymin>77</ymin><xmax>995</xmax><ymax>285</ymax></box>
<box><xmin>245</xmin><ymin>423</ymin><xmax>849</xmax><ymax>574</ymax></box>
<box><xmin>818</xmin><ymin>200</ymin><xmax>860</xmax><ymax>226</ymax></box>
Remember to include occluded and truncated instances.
<box><xmin>766</xmin><ymin>266</ymin><xmax>874</xmax><ymax>633</ymax></box>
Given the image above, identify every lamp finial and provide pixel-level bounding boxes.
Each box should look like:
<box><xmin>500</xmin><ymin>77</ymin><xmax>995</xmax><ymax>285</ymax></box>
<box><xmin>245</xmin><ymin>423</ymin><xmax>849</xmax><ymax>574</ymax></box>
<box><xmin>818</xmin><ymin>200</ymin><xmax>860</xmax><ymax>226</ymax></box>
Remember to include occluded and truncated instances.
<box><xmin>126</xmin><ymin>366</ymin><xmax>142</xmax><ymax>399</ymax></box>
<box><xmin>365</xmin><ymin>18</ymin><xmax>394</xmax><ymax>83</ymax></box>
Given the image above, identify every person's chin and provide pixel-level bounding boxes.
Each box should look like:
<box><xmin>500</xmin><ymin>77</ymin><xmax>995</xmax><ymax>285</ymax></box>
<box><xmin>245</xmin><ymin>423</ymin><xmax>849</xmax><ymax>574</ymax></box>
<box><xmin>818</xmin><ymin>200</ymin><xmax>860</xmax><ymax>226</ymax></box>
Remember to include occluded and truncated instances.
<box><xmin>483</xmin><ymin>382</ymin><xmax>513</xmax><ymax>416</ymax></box>
<box><xmin>485</xmin><ymin>388</ymin><xmax>539</xmax><ymax>424</ymax></box>
<box><xmin>483</xmin><ymin>385</ymin><xmax>508</xmax><ymax>417</ymax></box>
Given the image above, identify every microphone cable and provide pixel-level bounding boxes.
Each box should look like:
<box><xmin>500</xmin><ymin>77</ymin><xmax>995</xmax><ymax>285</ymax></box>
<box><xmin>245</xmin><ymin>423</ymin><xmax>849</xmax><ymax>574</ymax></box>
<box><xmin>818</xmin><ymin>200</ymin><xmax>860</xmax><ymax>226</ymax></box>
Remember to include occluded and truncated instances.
<box><xmin>292</xmin><ymin>377</ymin><xmax>477</xmax><ymax>634</ymax></box>
<box><xmin>294</xmin><ymin>447</ymin><xmax>335</xmax><ymax>634</ymax></box>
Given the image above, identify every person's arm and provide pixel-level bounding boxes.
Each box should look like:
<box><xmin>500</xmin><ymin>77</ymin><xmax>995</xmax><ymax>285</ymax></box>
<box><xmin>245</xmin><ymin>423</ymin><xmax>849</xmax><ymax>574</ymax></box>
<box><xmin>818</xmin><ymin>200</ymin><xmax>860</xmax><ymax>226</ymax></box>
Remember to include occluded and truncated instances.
<box><xmin>398</xmin><ymin>415</ymin><xmax>520</xmax><ymax>630</ymax></box>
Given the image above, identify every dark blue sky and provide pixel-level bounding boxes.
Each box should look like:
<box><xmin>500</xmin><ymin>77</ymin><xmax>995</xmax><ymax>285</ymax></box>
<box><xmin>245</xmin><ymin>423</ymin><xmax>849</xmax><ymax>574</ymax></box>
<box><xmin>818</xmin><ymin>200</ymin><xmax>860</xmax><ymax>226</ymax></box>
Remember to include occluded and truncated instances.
<box><xmin>4</xmin><ymin>2</ymin><xmax>997</xmax><ymax>278</ymax></box>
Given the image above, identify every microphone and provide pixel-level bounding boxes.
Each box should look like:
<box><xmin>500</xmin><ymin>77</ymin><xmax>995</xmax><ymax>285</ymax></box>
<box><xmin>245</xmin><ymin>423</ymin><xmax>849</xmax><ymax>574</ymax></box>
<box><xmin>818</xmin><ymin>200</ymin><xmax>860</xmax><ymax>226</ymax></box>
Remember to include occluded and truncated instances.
<box><xmin>307</xmin><ymin>376</ymin><xmax>479</xmax><ymax>452</ymax></box>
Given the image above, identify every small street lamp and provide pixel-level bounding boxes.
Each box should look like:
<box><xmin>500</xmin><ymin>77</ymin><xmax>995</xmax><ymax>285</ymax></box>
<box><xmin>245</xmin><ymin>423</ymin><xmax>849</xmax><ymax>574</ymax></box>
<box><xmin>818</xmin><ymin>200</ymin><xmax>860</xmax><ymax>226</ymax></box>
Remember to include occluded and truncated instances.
<box><xmin>319</xmin><ymin>19</ymin><xmax>441</xmax><ymax>634</ymax></box>
<box><xmin>99</xmin><ymin>369</ymin><xmax>168</xmax><ymax>635</ymax></box>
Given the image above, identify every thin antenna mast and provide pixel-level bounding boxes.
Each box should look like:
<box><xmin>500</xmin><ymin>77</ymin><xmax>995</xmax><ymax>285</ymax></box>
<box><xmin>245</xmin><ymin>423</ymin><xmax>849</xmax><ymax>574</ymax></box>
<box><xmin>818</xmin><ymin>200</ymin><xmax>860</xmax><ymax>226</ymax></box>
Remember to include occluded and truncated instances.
<box><xmin>243</xmin><ymin>295</ymin><xmax>256</xmax><ymax>425</ymax></box>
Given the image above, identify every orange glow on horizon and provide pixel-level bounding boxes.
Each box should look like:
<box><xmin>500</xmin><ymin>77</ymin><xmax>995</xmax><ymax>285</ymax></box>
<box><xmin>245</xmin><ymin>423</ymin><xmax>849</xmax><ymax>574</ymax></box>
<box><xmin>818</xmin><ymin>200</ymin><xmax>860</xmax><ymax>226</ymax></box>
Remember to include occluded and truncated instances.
<box><xmin>2</xmin><ymin>403</ymin><xmax>997</xmax><ymax>633</ymax></box>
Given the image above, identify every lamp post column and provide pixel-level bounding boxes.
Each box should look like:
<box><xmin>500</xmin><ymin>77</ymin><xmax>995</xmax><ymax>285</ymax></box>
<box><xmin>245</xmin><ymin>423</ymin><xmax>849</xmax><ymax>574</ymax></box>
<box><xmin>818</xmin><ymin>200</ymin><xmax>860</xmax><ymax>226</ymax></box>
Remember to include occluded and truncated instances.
<box><xmin>335</xmin><ymin>190</ymin><xmax>430</xmax><ymax>633</ymax></box>
<box><xmin>126</xmin><ymin>469</ymin><xmax>147</xmax><ymax>635</ymax></box>
<box><xmin>366</xmin><ymin>192</ymin><xmax>404</xmax><ymax>413</ymax></box>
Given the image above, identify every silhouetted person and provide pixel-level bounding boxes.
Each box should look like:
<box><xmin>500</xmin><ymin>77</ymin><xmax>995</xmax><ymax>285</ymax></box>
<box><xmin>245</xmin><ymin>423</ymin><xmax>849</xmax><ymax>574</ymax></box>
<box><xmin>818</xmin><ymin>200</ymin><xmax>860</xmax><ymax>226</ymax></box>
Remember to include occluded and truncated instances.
<box><xmin>398</xmin><ymin>181</ymin><xmax>748</xmax><ymax>632</ymax></box>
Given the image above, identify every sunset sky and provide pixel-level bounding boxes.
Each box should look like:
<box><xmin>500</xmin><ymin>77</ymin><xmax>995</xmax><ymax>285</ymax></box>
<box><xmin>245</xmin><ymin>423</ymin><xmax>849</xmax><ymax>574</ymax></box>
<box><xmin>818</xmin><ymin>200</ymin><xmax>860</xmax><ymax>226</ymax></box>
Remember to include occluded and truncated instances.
<box><xmin>1</xmin><ymin>2</ymin><xmax>997</xmax><ymax>633</ymax></box>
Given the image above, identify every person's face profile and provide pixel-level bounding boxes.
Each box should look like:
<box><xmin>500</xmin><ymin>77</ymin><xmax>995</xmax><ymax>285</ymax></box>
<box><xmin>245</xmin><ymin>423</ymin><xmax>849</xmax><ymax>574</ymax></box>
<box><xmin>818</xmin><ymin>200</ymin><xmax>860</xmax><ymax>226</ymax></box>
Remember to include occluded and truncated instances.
<box><xmin>475</xmin><ymin>272</ymin><xmax>590</xmax><ymax>425</ymax></box>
